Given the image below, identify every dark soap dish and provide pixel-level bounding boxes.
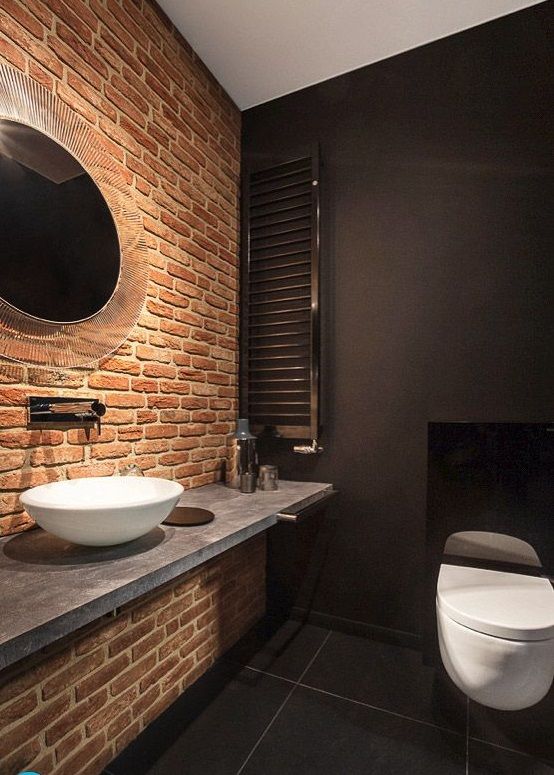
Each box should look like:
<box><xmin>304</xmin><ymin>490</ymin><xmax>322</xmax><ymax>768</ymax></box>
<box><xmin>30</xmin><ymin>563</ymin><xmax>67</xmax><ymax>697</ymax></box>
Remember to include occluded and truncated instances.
<box><xmin>164</xmin><ymin>506</ymin><xmax>215</xmax><ymax>527</ymax></box>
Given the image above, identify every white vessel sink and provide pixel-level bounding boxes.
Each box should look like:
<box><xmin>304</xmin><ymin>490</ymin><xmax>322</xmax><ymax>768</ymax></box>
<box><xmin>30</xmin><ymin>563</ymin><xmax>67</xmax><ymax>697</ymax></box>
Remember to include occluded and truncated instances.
<box><xmin>20</xmin><ymin>477</ymin><xmax>184</xmax><ymax>547</ymax></box>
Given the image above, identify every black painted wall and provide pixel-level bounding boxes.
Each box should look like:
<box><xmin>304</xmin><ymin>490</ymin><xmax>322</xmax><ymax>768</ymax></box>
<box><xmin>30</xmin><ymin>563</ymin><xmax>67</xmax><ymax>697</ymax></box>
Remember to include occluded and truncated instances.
<box><xmin>242</xmin><ymin>4</ymin><xmax>554</xmax><ymax>638</ymax></box>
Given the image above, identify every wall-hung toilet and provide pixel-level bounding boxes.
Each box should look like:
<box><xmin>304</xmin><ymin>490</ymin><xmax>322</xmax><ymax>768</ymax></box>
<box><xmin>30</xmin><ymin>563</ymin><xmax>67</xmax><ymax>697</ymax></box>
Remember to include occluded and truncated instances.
<box><xmin>436</xmin><ymin>533</ymin><xmax>554</xmax><ymax>711</ymax></box>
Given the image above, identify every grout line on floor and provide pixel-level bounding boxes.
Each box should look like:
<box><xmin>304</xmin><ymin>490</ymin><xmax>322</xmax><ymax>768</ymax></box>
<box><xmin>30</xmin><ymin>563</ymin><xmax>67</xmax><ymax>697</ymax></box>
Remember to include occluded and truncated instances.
<box><xmin>242</xmin><ymin>664</ymin><xmax>298</xmax><ymax>685</ymax></box>
<box><xmin>469</xmin><ymin>735</ymin><xmax>546</xmax><ymax>761</ymax></box>
<box><xmin>236</xmin><ymin>634</ymin><xmax>467</xmax><ymax>741</ymax></box>
<box><xmin>234</xmin><ymin>630</ymin><xmax>333</xmax><ymax>775</ymax></box>
<box><xmin>297</xmin><ymin>680</ymin><xmax>466</xmax><ymax>738</ymax></box>
<box><xmin>241</xmin><ymin>652</ymin><xmax>548</xmax><ymax>769</ymax></box>
<box><xmin>242</xmin><ymin>660</ymin><xmax>548</xmax><ymax>768</ymax></box>
<box><xmin>244</xmin><ymin>661</ymin><xmax>464</xmax><ymax>738</ymax></box>
<box><xmin>297</xmin><ymin>629</ymin><xmax>333</xmax><ymax>682</ymax></box>
<box><xmin>235</xmin><ymin>683</ymin><xmax>298</xmax><ymax>775</ymax></box>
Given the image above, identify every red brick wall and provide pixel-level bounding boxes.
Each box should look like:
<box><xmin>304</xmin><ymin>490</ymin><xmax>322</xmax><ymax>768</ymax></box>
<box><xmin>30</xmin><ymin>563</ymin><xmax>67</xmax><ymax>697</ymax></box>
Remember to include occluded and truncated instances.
<box><xmin>0</xmin><ymin>0</ymin><xmax>241</xmax><ymax>536</ymax></box>
<box><xmin>0</xmin><ymin>534</ymin><xmax>266</xmax><ymax>775</ymax></box>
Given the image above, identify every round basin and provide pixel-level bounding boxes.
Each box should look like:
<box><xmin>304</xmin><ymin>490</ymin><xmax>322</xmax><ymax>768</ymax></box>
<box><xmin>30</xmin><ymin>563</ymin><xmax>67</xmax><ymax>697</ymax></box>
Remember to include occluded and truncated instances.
<box><xmin>20</xmin><ymin>477</ymin><xmax>184</xmax><ymax>546</ymax></box>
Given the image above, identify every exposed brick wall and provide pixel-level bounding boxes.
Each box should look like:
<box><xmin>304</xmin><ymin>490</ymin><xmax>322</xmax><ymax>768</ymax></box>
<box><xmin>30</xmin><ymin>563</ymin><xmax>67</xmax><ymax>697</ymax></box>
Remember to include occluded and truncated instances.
<box><xmin>0</xmin><ymin>0</ymin><xmax>241</xmax><ymax>536</ymax></box>
<box><xmin>0</xmin><ymin>534</ymin><xmax>266</xmax><ymax>775</ymax></box>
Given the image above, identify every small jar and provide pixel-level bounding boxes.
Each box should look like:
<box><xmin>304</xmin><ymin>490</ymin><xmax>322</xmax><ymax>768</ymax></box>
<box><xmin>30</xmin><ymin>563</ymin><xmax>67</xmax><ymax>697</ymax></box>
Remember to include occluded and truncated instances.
<box><xmin>258</xmin><ymin>464</ymin><xmax>278</xmax><ymax>491</ymax></box>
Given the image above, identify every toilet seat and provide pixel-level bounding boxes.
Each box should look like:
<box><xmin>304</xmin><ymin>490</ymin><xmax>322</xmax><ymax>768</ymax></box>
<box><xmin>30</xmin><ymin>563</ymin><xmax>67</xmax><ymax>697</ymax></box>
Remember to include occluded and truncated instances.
<box><xmin>437</xmin><ymin>564</ymin><xmax>554</xmax><ymax>641</ymax></box>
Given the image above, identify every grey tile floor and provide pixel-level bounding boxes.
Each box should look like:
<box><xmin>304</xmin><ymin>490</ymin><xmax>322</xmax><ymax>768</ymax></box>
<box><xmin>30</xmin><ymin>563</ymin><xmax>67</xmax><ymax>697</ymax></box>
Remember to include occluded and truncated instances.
<box><xmin>106</xmin><ymin>619</ymin><xmax>554</xmax><ymax>774</ymax></box>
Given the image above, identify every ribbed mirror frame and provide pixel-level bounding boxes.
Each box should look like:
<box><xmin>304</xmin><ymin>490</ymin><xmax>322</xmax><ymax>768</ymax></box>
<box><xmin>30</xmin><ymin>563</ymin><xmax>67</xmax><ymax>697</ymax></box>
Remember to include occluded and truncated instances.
<box><xmin>0</xmin><ymin>64</ymin><xmax>148</xmax><ymax>368</ymax></box>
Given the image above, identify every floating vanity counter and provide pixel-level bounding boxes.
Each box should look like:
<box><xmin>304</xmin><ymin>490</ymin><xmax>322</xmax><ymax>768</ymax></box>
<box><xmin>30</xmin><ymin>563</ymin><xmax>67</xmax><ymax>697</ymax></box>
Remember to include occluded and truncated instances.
<box><xmin>0</xmin><ymin>480</ymin><xmax>333</xmax><ymax>670</ymax></box>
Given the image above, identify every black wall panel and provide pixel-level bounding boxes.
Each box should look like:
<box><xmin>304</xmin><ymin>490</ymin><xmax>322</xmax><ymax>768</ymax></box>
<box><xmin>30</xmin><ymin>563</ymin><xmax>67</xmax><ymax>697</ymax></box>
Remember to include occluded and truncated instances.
<box><xmin>243</xmin><ymin>4</ymin><xmax>554</xmax><ymax>637</ymax></box>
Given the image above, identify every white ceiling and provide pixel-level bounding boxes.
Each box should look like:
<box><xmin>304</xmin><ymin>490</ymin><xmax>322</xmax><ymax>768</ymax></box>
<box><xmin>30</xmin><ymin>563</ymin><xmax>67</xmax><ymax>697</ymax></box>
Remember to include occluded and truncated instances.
<box><xmin>157</xmin><ymin>0</ymin><xmax>545</xmax><ymax>110</ymax></box>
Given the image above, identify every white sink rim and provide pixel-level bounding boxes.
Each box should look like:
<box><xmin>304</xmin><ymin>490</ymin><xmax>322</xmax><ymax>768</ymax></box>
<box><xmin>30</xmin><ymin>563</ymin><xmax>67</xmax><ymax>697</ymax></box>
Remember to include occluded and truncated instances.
<box><xmin>21</xmin><ymin>477</ymin><xmax>184</xmax><ymax>512</ymax></box>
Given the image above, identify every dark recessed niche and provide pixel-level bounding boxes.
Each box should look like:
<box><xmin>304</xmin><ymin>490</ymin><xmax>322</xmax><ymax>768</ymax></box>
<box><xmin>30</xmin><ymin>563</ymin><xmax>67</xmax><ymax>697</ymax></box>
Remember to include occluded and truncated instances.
<box><xmin>424</xmin><ymin>421</ymin><xmax>554</xmax><ymax>659</ymax></box>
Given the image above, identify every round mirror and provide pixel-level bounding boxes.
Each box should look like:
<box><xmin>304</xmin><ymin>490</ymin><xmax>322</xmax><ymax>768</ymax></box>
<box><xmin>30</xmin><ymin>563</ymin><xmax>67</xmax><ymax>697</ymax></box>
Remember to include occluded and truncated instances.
<box><xmin>0</xmin><ymin>63</ymin><xmax>148</xmax><ymax>368</ymax></box>
<box><xmin>0</xmin><ymin>120</ymin><xmax>121</xmax><ymax>323</ymax></box>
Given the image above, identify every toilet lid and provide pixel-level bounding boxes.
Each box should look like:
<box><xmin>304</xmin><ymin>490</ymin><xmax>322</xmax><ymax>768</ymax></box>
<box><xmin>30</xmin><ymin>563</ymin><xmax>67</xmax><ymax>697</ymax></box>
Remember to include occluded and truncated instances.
<box><xmin>437</xmin><ymin>564</ymin><xmax>554</xmax><ymax>641</ymax></box>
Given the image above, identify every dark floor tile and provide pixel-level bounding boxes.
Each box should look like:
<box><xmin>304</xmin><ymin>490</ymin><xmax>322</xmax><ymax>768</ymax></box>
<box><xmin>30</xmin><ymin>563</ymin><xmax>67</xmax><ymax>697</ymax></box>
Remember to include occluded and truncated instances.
<box><xmin>302</xmin><ymin>631</ymin><xmax>466</xmax><ymax>732</ymax></box>
<box><xmin>469</xmin><ymin>686</ymin><xmax>554</xmax><ymax>764</ymax></box>
<box><xmin>224</xmin><ymin>617</ymin><xmax>329</xmax><ymax>681</ymax></box>
<box><xmin>241</xmin><ymin>686</ymin><xmax>466</xmax><ymax>775</ymax></box>
<box><xmin>469</xmin><ymin>740</ymin><xmax>554</xmax><ymax>774</ymax></box>
<box><xmin>108</xmin><ymin>661</ymin><xmax>292</xmax><ymax>775</ymax></box>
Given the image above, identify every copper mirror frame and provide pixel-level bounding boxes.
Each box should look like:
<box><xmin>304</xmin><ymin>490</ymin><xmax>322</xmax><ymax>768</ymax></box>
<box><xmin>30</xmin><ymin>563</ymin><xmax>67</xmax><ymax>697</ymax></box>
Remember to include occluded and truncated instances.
<box><xmin>0</xmin><ymin>64</ymin><xmax>148</xmax><ymax>368</ymax></box>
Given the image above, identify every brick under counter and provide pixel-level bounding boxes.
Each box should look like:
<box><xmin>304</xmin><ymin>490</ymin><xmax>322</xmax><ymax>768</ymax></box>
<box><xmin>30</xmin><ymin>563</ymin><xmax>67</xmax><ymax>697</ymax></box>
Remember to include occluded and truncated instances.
<box><xmin>0</xmin><ymin>534</ymin><xmax>266</xmax><ymax>775</ymax></box>
<box><xmin>0</xmin><ymin>481</ymin><xmax>334</xmax><ymax>774</ymax></box>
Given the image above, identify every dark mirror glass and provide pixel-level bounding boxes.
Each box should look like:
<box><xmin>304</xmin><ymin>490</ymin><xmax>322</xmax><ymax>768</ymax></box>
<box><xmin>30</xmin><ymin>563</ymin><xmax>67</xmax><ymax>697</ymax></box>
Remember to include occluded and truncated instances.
<box><xmin>0</xmin><ymin>119</ymin><xmax>120</xmax><ymax>323</ymax></box>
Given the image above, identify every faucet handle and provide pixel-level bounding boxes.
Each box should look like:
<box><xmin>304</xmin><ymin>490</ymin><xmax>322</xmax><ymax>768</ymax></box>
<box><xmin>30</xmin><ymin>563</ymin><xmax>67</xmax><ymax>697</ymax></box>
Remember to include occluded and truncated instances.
<box><xmin>91</xmin><ymin>400</ymin><xmax>106</xmax><ymax>417</ymax></box>
<box><xmin>91</xmin><ymin>400</ymin><xmax>106</xmax><ymax>434</ymax></box>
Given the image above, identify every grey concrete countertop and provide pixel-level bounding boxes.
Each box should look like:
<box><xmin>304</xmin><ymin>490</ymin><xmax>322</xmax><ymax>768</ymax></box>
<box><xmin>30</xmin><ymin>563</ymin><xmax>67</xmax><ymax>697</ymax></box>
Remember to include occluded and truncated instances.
<box><xmin>0</xmin><ymin>480</ymin><xmax>333</xmax><ymax>671</ymax></box>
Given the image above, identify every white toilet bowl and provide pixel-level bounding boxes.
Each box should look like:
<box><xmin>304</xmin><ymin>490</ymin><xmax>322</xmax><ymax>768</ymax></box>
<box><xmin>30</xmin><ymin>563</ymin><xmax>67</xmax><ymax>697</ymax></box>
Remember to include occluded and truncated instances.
<box><xmin>436</xmin><ymin>563</ymin><xmax>554</xmax><ymax>710</ymax></box>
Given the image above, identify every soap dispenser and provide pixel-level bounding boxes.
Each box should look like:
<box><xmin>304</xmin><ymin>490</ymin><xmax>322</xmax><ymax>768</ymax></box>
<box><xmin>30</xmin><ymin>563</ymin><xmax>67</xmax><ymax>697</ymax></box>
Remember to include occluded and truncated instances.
<box><xmin>234</xmin><ymin>418</ymin><xmax>258</xmax><ymax>493</ymax></box>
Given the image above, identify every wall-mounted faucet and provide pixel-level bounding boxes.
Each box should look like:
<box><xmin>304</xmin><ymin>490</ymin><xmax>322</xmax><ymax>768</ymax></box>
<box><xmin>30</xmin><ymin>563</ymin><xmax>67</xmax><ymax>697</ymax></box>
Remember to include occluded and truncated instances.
<box><xmin>27</xmin><ymin>396</ymin><xmax>106</xmax><ymax>434</ymax></box>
